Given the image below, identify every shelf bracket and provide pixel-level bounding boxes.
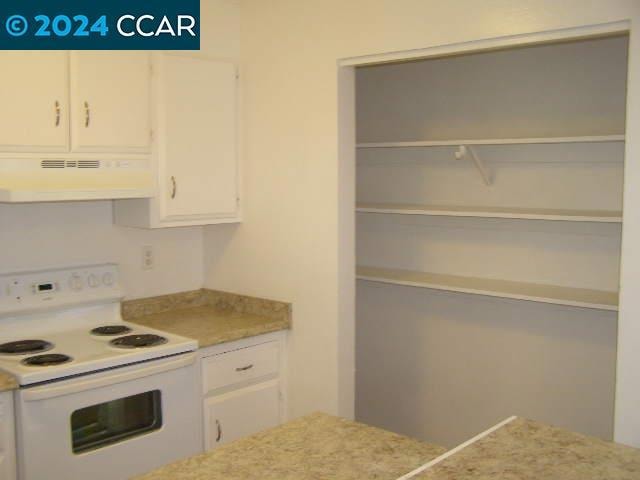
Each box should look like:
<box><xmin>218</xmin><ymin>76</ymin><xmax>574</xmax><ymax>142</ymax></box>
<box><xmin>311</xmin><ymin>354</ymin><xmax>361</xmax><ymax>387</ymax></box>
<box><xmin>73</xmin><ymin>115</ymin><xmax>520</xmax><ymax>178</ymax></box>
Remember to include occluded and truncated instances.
<box><xmin>454</xmin><ymin>145</ymin><xmax>492</xmax><ymax>186</ymax></box>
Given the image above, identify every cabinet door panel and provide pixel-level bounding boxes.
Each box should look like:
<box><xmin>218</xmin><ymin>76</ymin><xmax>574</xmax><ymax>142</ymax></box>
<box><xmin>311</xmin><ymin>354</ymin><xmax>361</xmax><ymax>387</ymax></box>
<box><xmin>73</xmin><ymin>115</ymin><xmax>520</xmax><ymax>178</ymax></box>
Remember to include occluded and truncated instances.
<box><xmin>0</xmin><ymin>52</ymin><xmax>68</xmax><ymax>151</ymax></box>
<box><xmin>71</xmin><ymin>52</ymin><xmax>151</xmax><ymax>152</ymax></box>
<box><xmin>160</xmin><ymin>55</ymin><xmax>238</xmax><ymax>220</ymax></box>
<box><xmin>204</xmin><ymin>381</ymin><xmax>280</xmax><ymax>450</ymax></box>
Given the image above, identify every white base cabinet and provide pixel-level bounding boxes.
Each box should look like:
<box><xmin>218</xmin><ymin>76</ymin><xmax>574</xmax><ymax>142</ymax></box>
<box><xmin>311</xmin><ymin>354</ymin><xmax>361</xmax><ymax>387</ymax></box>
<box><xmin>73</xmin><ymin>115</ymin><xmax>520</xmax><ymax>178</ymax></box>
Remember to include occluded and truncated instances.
<box><xmin>200</xmin><ymin>333</ymin><xmax>286</xmax><ymax>451</ymax></box>
<box><xmin>0</xmin><ymin>392</ymin><xmax>16</xmax><ymax>480</ymax></box>
<box><xmin>204</xmin><ymin>380</ymin><xmax>280</xmax><ymax>448</ymax></box>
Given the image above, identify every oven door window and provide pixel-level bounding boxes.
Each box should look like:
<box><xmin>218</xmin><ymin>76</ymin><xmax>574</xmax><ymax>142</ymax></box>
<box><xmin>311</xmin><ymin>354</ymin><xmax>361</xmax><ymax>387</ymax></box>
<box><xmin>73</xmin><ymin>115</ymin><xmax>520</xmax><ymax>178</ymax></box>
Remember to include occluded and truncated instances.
<box><xmin>70</xmin><ymin>390</ymin><xmax>162</xmax><ymax>454</ymax></box>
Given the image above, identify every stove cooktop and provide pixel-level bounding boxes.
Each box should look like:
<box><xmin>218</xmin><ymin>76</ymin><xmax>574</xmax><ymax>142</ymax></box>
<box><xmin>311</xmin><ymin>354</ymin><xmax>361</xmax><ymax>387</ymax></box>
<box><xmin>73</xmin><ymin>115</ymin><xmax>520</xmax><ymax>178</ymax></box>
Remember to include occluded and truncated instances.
<box><xmin>0</xmin><ymin>264</ymin><xmax>199</xmax><ymax>386</ymax></box>
<box><xmin>0</xmin><ymin>321</ymin><xmax>197</xmax><ymax>386</ymax></box>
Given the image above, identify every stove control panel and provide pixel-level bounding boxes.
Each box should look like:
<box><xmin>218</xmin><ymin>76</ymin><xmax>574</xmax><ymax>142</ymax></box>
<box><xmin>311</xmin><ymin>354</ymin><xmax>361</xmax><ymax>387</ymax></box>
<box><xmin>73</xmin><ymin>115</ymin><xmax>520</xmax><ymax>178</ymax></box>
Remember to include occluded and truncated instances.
<box><xmin>0</xmin><ymin>264</ymin><xmax>122</xmax><ymax>316</ymax></box>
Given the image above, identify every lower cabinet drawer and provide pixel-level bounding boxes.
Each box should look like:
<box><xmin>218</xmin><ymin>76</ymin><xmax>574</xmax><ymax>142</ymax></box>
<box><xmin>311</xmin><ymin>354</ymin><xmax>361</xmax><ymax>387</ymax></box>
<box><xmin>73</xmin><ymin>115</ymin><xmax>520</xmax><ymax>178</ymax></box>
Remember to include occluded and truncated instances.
<box><xmin>204</xmin><ymin>380</ymin><xmax>280</xmax><ymax>449</ymax></box>
<box><xmin>202</xmin><ymin>341</ymin><xmax>279</xmax><ymax>393</ymax></box>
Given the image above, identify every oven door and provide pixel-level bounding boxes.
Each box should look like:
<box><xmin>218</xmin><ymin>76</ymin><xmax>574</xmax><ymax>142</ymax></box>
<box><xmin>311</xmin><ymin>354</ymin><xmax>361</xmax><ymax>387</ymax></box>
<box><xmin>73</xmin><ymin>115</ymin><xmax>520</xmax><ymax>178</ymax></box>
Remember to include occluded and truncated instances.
<box><xmin>15</xmin><ymin>352</ymin><xmax>203</xmax><ymax>480</ymax></box>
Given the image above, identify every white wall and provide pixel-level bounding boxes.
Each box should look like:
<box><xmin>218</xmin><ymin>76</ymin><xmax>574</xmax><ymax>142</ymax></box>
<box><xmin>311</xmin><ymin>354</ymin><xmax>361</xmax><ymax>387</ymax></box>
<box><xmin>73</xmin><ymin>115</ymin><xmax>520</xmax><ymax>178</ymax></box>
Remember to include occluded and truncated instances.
<box><xmin>201</xmin><ymin>0</ymin><xmax>640</xmax><ymax>446</ymax></box>
<box><xmin>200</xmin><ymin>0</ymin><xmax>241</xmax><ymax>61</ymax></box>
<box><xmin>0</xmin><ymin>202</ymin><xmax>203</xmax><ymax>299</ymax></box>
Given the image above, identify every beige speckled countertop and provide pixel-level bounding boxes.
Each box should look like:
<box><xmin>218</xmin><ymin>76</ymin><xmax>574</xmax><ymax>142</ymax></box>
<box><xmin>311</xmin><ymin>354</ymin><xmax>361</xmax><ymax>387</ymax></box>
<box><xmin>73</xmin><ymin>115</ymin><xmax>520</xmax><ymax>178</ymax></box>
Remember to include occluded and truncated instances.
<box><xmin>413</xmin><ymin>417</ymin><xmax>640</xmax><ymax>480</ymax></box>
<box><xmin>0</xmin><ymin>369</ymin><xmax>17</xmax><ymax>392</ymax></box>
<box><xmin>135</xmin><ymin>412</ymin><xmax>446</xmax><ymax>480</ymax></box>
<box><xmin>122</xmin><ymin>289</ymin><xmax>291</xmax><ymax>349</ymax></box>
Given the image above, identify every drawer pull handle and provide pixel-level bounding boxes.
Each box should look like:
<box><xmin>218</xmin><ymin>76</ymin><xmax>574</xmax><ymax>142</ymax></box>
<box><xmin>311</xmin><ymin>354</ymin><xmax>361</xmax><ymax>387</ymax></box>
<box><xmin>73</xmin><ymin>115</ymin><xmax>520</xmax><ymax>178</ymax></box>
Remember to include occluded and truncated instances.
<box><xmin>235</xmin><ymin>364</ymin><xmax>254</xmax><ymax>372</ymax></box>
<box><xmin>216</xmin><ymin>419</ymin><xmax>222</xmax><ymax>442</ymax></box>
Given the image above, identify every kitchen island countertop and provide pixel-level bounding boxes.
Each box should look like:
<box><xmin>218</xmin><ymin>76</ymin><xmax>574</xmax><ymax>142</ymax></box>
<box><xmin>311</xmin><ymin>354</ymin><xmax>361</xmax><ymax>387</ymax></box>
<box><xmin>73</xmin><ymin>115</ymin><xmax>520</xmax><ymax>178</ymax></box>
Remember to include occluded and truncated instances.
<box><xmin>137</xmin><ymin>414</ymin><xmax>640</xmax><ymax>480</ymax></box>
<box><xmin>411</xmin><ymin>416</ymin><xmax>640</xmax><ymax>480</ymax></box>
<box><xmin>134</xmin><ymin>412</ymin><xmax>446</xmax><ymax>480</ymax></box>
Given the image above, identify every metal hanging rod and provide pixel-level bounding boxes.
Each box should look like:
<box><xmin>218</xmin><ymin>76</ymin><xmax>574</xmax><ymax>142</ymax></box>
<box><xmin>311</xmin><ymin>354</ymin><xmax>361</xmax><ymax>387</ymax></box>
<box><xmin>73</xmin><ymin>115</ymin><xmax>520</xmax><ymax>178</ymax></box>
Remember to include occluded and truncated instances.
<box><xmin>454</xmin><ymin>145</ymin><xmax>492</xmax><ymax>186</ymax></box>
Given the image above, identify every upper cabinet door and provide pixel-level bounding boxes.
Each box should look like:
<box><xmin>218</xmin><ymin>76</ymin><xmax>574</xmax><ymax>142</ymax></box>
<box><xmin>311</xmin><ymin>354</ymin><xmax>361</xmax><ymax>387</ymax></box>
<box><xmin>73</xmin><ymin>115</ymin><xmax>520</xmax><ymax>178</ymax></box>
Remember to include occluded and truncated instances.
<box><xmin>159</xmin><ymin>55</ymin><xmax>239</xmax><ymax>220</ymax></box>
<box><xmin>70</xmin><ymin>52</ymin><xmax>151</xmax><ymax>153</ymax></box>
<box><xmin>0</xmin><ymin>52</ymin><xmax>69</xmax><ymax>152</ymax></box>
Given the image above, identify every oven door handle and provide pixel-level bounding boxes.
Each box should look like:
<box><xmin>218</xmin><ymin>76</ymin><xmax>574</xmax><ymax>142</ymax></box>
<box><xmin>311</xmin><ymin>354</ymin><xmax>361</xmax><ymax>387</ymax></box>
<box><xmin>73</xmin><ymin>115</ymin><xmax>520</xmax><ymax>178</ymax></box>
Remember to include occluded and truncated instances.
<box><xmin>21</xmin><ymin>352</ymin><xmax>197</xmax><ymax>402</ymax></box>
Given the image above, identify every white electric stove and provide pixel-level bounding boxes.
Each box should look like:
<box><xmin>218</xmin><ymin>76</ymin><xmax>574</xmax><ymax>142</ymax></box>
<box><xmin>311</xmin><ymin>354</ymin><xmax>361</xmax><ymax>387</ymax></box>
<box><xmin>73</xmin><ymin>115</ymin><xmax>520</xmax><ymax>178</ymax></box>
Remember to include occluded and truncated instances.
<box><xmin>0</xmin><ymin>264</ymin><xmax>203</xmax><ymax>480</ymax></box>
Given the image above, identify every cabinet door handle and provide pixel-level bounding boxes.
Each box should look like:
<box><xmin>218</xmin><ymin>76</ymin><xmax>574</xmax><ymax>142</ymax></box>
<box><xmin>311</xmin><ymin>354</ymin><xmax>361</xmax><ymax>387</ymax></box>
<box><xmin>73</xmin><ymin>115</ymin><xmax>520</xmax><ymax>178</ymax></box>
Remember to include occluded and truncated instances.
<box><xmin>215</xmin><ymin>419</ymin><xmax>222</xmax><ymax>443</ymax></box>
<box><xmin>84</xmin><ymin>101</ymin><xmax>90</xmax><ymax>127</ymax></box>
<box><xmin>54</xmin><ymin>101</ymin><xmax>61</xmax><ymax>127</ymax></box>
<box><xmin>170</xmin><ymin>176</ymin><xmax>177</xmax><ymax>199</ymax></box>
<box><xmin>235</xmin><ymin>364</ymin><xmax>254</xmax><ymax>372</ymax></box>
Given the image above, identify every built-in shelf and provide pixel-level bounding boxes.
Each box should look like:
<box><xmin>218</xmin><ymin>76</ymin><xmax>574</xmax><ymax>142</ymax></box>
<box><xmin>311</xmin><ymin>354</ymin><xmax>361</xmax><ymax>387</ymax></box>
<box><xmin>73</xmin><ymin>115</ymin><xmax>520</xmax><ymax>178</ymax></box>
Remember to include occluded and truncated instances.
<box><xmin>356</xmin><ymin>134</ymin><xmax>625</xmax><ymax>149</ymax></box>
<box><xmin>356</xmin><ymin>203</ymin><xmax>623</xmax><ymax>223</ymax></box>
<box><xmin>356</xmin><ymin>266</ymin><xmax>619</xmax><ymax>311</ymax></box>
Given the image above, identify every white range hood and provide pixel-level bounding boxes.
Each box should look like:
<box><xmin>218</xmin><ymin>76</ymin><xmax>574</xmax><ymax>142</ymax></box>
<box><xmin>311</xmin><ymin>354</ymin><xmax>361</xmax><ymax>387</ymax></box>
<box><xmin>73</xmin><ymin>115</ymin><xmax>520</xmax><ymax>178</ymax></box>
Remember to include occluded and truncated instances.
<box><xmin>0</xmin><ymin>157</ymin><xmax>154</xmax><ymax>203</ymax></box>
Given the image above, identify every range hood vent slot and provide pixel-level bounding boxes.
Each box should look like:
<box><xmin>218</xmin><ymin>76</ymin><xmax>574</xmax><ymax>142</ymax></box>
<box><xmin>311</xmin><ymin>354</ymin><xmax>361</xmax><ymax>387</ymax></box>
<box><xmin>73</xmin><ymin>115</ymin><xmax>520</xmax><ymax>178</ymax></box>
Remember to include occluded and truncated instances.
<box><xmin>39</xmin><ymin>160</ymin><xmax>101</xmax><ymax>169</ymax></box>
<box><xmin>78</xmin><ymin>160</ymin><xmax>100</xmax><ymax>169</ymax></box>
<box><xmin>41</xmin><ymin>160</ymin><xmax>65</xmax><ymax>169</ymax></box>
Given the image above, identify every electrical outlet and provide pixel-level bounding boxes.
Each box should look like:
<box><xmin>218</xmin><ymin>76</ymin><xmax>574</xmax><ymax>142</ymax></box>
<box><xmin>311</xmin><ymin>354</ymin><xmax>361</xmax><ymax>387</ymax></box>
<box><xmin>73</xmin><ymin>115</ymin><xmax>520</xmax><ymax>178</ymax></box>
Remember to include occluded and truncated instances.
<box><xmin>142</xmin><ymin>245</ymin><xmax>154</xmax><ymax>270</ymax></box>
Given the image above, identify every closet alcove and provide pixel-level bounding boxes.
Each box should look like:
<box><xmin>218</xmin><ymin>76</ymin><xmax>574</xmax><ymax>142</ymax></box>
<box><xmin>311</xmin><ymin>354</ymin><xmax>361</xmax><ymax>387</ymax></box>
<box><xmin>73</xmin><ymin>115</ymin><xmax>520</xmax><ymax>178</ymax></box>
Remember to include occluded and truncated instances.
<box><xmin>354</xmin><ymin>34</ymin><xmax>628</xmax><ymax>447</ymax></box>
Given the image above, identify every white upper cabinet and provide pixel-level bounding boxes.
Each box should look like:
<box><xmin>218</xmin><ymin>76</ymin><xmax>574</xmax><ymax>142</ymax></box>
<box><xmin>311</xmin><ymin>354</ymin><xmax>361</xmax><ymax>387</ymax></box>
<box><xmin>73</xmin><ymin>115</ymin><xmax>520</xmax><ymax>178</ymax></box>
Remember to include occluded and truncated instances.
<box><xmin>113</xmin><ymin>54</ymin><xmax>241</xmax><ymax>228</ymax></box>
<box><xmin>70</xmin><ymin>52</ymin><xmax>151</xmax><ymax>153</ymax></box>
<box><xmin>160</xmin><ymin>55</ymin><xmax>239</xmax><ymax>220</ymax></box>
<box><xmin>0</xmin><ymin>51</ymin><xmax>151</xmax><ymax>156</ymax></box>
<box><xmin>0</xmin><ymin>52</ymin><xmax>69</xmax><ymax>152</ymax></box>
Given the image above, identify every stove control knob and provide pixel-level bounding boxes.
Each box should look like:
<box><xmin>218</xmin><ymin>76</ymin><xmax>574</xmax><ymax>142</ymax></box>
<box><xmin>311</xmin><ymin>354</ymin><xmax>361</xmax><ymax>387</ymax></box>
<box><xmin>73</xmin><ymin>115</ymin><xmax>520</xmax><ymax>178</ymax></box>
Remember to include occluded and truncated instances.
<box><xmin>88</xmin><ymin>274</ymin><xmax>100</xmax><ymax>288</ymax></box>
<box><xmin>69</xmin><ymin>274</ymin><xmax>84</xmax><ymax>291</ymax></box>
<box><xmin>102</xmin><ymin>272</ymin><xmax>114</xmax><ymax>286</ymax></box>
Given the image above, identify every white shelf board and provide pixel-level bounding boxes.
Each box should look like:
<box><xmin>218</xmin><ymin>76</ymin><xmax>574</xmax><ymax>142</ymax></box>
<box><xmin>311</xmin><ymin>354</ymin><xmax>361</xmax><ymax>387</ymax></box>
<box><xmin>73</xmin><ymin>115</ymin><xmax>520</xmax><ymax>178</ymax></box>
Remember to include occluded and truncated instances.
<box><xmin>356</xmin><ymin>203</ymin><xmax>623</xmax><ymax>223</ymax></box>
<box><xmin>356</xmin><ymin>266</ymin><xmax>619</xmax><ymax>311</ymax></box>
<box><xmin>356</xmin><ymin>134</ymin><xmax>625</xmax><ymax>149</ymax></box>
